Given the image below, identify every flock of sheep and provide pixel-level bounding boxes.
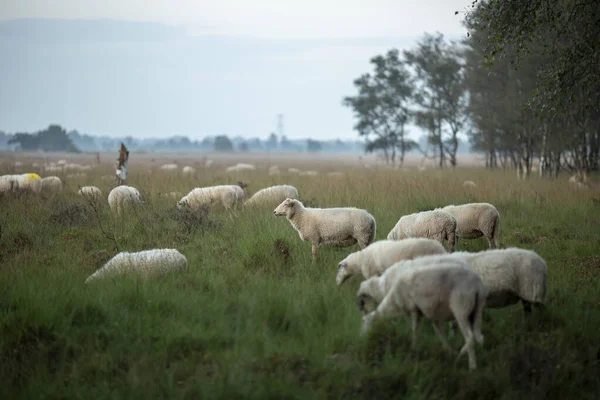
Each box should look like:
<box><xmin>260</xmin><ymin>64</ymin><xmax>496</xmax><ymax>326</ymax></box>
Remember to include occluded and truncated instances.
<box><xmin>0</xmin><ymin>169</ymin><xmax>548</xmax><ymax>370</ymax></box>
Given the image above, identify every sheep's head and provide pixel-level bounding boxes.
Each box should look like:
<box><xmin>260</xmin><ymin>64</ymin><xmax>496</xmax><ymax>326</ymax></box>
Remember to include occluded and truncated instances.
<box><xmin>356</xmin><ymin>279</ymin><xmax>380</xmax><ymax>315</ymax></box>
<box><xmin>360</xmin><ymin>312</ymin><xmax>377</xmax><ymax>336</ymax></box>
<box><xmin>335</xmin><ymin>252</ymin><xmax>359</xmax><ymax>286</ymax></box>
<box><xmin>177</xmin><ymin>198</ymin><xmax>190</xmax><ymax>210</ymax></box>
<box><xmin>273</xmin><ymin>198</ymin><xmax>298</xmax><ymax>217</ymax></box>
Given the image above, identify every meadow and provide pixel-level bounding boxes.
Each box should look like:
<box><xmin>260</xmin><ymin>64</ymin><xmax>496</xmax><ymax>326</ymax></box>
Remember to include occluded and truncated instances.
<box><xmin>1</xmin><ymin>152</ymin><xmax>599</xmax><ymax>399</ymax></box>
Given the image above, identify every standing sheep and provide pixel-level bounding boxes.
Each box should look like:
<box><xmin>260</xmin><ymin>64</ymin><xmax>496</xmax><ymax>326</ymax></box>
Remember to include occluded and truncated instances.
<box><xmin>85</xmin><ymin>249</ymin><xmax>188</xmax><ymax>283</ymax></box>
<box><xmin>336</xmin><ymin>238</ymin><xmax>447</xmax><ymax>285</ymax></box>
<box><xmin>182</xmin><ymin>166</ymin><xmax>196</xmax><ymax>175</ymax></box>
<box><xmin>108</xmin><ymin>185</ymin><xmax>143</xmax><ymax>215</ymax></box>
<box><xmin>0</xmin><ymin>175</ymin><xmax>19</xmax><ymax>193</ymax></box>
<box><xmin>359</xmin><ymin>259</ymin><xmax>487</xmax><ymax>370</ymax></box>
<box><xmin>244</xmin><ymin>185</ymin><xmax>299</xmax><ymax>207</ymax></box>
<box><xmin>273</xmin><ymin>198</ymin><xmax>376</xmax><ymax>260</ymax></box>
<box><xmin>387</xmin><ymin>210</ymin><xmax>457</xmax><ymax>252</ymax></box>
<box><xmin>40</xmin><ymin>176</ymin><xmax>63</xmax><ymax>194</ymax></box>
<box><xmin>397</xmin><ymin>248</ymin><xmax>548</xmax><ymax>313</ymax></box>
<box><xmin>78</xmin><ymin>186</ymin><xmax>102</xmax><ymax>202</ymax></box>
<box><xmin>439</xmin><ymin>203</ymin><xmax>500</xmax><ymax>249</ymax></box>
<box><xmin>15</xmin><ymin>173</ymin><xmax>42</xmax><ymax>193</ymax></box>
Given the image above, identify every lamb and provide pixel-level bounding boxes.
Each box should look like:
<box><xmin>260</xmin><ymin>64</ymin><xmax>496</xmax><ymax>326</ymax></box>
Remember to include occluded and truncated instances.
<box><xmin>244</xmin><ymin>185</ymin><xmax>299</xmax><ymax>207</ymax></box>
<box><xmin>78</xmin><ymin>186</ymin><xmax>102</xmax><ymax>202</ymax></box>
<box><xmin>387</xmin><ymin>210</ymin><xmax>457</xmax><ymax>252</ymax></box>
<box><xmin>336</xmin><ymin>238</ymin><xmax>447</xmax><ymax>285</ymax></box>
<box><xmin>394</xmin><ymin>248</ymin><xmax>548</xmax><ymax>312</ymax></box>
<box><xmin>107</xmin><ymin>185</ymin><xmax>143</xmax><ymax>215</ymax></box>
<box><xmin>359</xmin><ymin>259</ymin><xmax>487</xmax><ymax>370</ymax></box>
<box><xmin>85</xmin><ymin>249</ymin><xmax>188</xmax><ymax>283</ymax></box>
<box><xmin>439</xmin><ymin>203</ymin><xmax>500</xmax><ymax>249</ymax></box>
<box><xmin>273</xmin><ymin>198</ymin><xmax>376</xmax><ymax>260</ymax></box>
<box><xmin>177</xmin><ymin>185</ymin><xmax>244</xmax><ymax>211</ymax></box>
<box><xmin>40</xmin><ymin>176</ymin><xmax>63</xmax><ymax>193</ymax></box>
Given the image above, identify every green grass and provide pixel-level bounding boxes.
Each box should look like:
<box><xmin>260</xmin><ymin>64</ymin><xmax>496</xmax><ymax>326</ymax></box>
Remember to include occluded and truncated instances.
<box><xmin>1</xmin><ymin>164</ymin><xmax>600</xmax><ymax>399</ymax></box>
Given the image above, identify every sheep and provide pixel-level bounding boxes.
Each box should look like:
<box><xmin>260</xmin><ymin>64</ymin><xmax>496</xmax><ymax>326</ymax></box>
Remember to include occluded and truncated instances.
<box><xmin>226</xmin><ymin>163</ymin><xmax>256</xmax><ymax>172</ymax></box>
<box><xmin>85</xmin><ymin>249</ymin><xmax>188</xmax><ymax>283</ymax></box>
<box><xmin>327</xmin><ymin>171</ymin><xmax>344</xmax><ymax>177</ymax></box>
<box><xmin>396</xmin><ymin>248</ymin><xmax>548</xmax><ymax>313</ymax></box>
<box><xmin>299</xmin><ymin>170</ymin><xmax>319</xmax><ymax>176</ymax></box>
<box><xmin>40</xmin><ymin>176</ymin><xmax>63</xmax><ymax>193</ymax></box>
<box><xmin>244</xmin><ymin>185</ymin><xmax>299</xmax><ymax>207</ymax></box>
<box><xmin>16</xmin><ymin>173</ymin><xmax>42</xmax><ymax>193</ymax></box>
<box><xmin>0</xmin><ymin>174</ymin><xmax>19</xmax><ymax>193</ymax></box>
<box><xmin>178</xmin><ymin>185</ymin><xmax>244</xmax><ymax>211</ymax></box>
<box><xmin>182</xmin><ymin>166</ymin><xmax>196</xmax><ymax>175</ymax></box>
<box><xmin>387</xmin><ymin>210</ymin><xmax>457</xmax><ymax>252</ymax></box>
<box><xmin>336</xmin><ymin>238</ymin><xmax>447</xmax><ymax>285</ymax></box>
<box><xmin>160</xmin><ymin>163</ymin><xmax>178</xmax><ymax>171</ymax></box>
<box><xmin>359</xmin><ymin>259</ymin><xmax>487</xmax><ymax>370</ymax></box>
<box><xmin>439</xmin><ymin>203</ymin><xmax>500</xmax><ymax>249</ymax></box>
<box><xmin>288</xmin><ymin>168</ymin><xmax>301</xmax><ymax>174</ymax></box>
<box><xmin>268</xmin><ymin>165</ymin><xmax>280</xmax><ymax>176</ymax></box>
<box><xmin>463</xmin><ymin>180</ymin><xmax>477</xmax><ymax>188</ymax></box>
<box><xmin>273</xmin><ymin>198</ymin><xmax>376</xmax><ymax>260</ymax></box>
<box><xmin>107</xmin><ymin>185</ymin><xmax>143</xmax><ymax>215</ymax></box>
<box><xmin>78</xmin><ymin>186</ymin><xmax>102</xmax><ymax>202</ymax></box>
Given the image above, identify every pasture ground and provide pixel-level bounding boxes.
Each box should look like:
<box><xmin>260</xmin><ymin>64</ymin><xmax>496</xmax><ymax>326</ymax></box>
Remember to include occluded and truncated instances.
<box><xmin>1</xmin><ymin>152</ymin><xmax>599</xmax><ymax>399</ymax></box>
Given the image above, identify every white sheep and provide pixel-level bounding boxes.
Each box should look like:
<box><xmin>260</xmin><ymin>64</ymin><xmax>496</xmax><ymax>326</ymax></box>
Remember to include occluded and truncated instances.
<box><xmin>107</xmin><ymin>185</ymin><xmax>143</xmax><ymax>215</ymax></box>
<box><xmin>85</xmin><ymin>249</ymin><xmax>188</xmax><ymax>283</ymax></box>
<box><xmin>288</xmin><ymin>168</ymin><xmax>301</xmax><ymax>174</ymax></box>
<box><xmin>463</xmin><ymin>180</ymin><xmax>477</xmax><ymax>188</ymax></box>
<box><xmin>439</xmin><ymin>203</ymin><xmax>500</xmax><ymax>249</ymax></box>
<box><xmin>0</xmin><ymin>175</ymin><xmax>19</xmax><ymax>193</ymax></box>
<box><xmin>226</xmin><ymin>163</ymin><xmax>256</xmax><ymax>172</ymax></box>
<box><xmin>399</xmin><ymin>248</ymin><xmax>548</xmax><ymax>312</ymax></box>
<box><xmin>78</xmin><ymin>186</ymin><xmax>102</xmax><ymax>202</ymax></box>
<box><xmin>244</xmin><ymin>185</ymin><xmax>299</xmax><ymax>207</ymax></box>
<box><xmin>336</xmin><ymin>238</ymin><xmax>447</xmax><ymax>285</ymax></box>
<box><xmin>273</xmin><ymin>198</ymin><xmax>376</xmax><ymax>260</ymax></box>
<box><xmin>16</xmin><ymin>173</ymin><xmax>42</xmax><ymax>193</ymax></box>
<box><xmin>268</xmin><ymin>165</ymin><xmax>280</xmax><ymax>176</ymax></box>
<box><xmin>387</xmin><ymin>210</ymin><xmax>457</xmax><ymax>252</ymax></box>
<box><xmin>299</xmin><ymin>170</ymin><xmax>319</xmax><ymax>176</ymax></box>
<box><xmin>178</xmin><ymin>185</ymin><xmax>244</xmax><ymax>211</ymax></box>
<box><xmin>182</xmin><ymin>166</ymin><xmax>196</xmax><ymax>175</ymax></box>
<box><xmin>160</xmin><ymin>164</ymin><xmax>179</xmax><ymax>171</ymax></box>
<box><xmin>359</xmin><ymin>259</ymin><xmax>487</xmax><ymax>370</ymax></box>
<box><xmin>40</xmin><ymin>176</ymin><xmax>63</xmax><ymax>193</ymax></box>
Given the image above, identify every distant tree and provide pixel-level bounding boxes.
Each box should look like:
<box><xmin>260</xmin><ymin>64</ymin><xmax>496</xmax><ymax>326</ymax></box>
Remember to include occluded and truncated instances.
<box><xmin>307</xmin><ymin>139</ymin><xmax>322</xmax><ymax>152</ymax></box>
<box><xmin>8</xmin><ymin>124</ymin><xmax>78</xmax><ymax>152</ymax></box>
<box><xmin>343</xmin><ymin>49</ymin><xmax>416</xmax><ymax>166</ymax></box>
<box><xmin>238</xmin><ymin>141</ymin><xmax>249</xmax><ymax>152</ymax></box>
<box><xmin>213</xmin><ymin>135</ymin><xmax>234</xmax><ymax>152</ymax></box>
<box><xmin>266</xmin><ymin>133</ymin><xmax>278</xmax><ymax>151</ymax></box>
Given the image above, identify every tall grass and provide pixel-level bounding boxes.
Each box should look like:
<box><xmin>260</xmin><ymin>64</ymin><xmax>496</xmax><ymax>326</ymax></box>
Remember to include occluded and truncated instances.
<box><xmin>1</xmin><ymin>163</ymin><xmax>599</xmax><ymax>399</ymax></box>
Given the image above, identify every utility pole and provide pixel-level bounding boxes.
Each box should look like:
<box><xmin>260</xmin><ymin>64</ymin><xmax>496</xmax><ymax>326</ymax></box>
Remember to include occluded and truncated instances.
<box><xmin>276</xmin><ymin>114</ymin><xmax>284</xmax><ymax>138</ymax></box>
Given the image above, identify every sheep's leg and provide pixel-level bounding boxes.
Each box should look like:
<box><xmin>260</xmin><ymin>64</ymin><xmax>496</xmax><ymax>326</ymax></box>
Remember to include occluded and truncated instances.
<box><xmin>410</xmin><ymin>310</ymin><xmax>420</xmax><ymax>349</ymax></box>
<box><xmin>311</xmin><ymin>243</ymin><xmax>319</xmax><ymax>262</ymax></box>
<box><xmin>454</xmin><ymin>315</ymin><xmax>477</xmax><ymax>370</ymax></box>
<box><xmin>431</xmin><ymin>320</ymin><xmax>452</xmax><ymax>352</ymax></box>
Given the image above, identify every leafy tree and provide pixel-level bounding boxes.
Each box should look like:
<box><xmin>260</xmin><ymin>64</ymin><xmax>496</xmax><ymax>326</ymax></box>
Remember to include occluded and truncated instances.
<box><xmin>8</xmin><ymin>124</ymin><xmax>78</xmax><ymax>152</ymax></box>
<box><xmin>266</xmin><ymin>133</ymin><xmax>278</xmax><ymax>151</ymax></box>
<box><xmin>213</xmin><ymin>135</ymin><xmax>234</xmax><ymax>152</ymax></box>
<box><xmin>404</xmin><ymin>33</ymin><xmax>467</xmax><ymax>168</ymax></box>
<box><xmin>343</xmin><ymin>49</ymin><xmax>416</xmax><ymax>166</ymax></box>
<box><xmin>238</xmin><ymin>141</ymin><xmax>249</xmax><ymax>152</ymax></box>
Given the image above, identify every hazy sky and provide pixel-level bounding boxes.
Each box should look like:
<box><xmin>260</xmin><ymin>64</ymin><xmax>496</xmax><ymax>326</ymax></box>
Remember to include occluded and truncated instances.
<box><xmin>0</xmin><ymin>1</ymin><xmax>469</xmax><ymax>140</ymax></box>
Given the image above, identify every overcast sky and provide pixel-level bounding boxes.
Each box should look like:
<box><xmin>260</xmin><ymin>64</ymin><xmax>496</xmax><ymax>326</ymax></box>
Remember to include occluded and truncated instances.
<box><xmin>0</xmin><ymin>1</ymin><xmax>470</xmax><ymax>140</ymax></box>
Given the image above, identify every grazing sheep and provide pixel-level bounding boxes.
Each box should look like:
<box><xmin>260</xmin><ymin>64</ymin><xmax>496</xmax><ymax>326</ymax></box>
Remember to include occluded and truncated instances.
<box><xmin>439</xmin><ymin>203</ymin><xmax>500</xmax><ymax>249</ymax></box>
<box><xmin>273</xmin><ymin>198</ymin><xmax>376</xmax><ymax>260</ymax></box>
<box><xmin>85</xmin><ymin>249</ymin><xmax>188</xmax><ymax>283</ymax></box>
<box><xmin>244</xmin><ymin>185</ymin><xmax>299</xmax><ymax>207</ymax></box>
<box><xmin>300</xmin><ymin>170</ymin><xmax>319</xmax><ymax>176</ymax></box>
<box><xmin>399</xmin><ymin>248</ymin><xmax>548</xmax><ymax>312</ymax></box>
<box><xmin>16</xmin><ymin>173</ymin><xmax>42</xmax><ymax>193</ymax></box>
<box><xmin>336</xmin><ymin>238</ymin><xmax>447</xmax><ymax>285</ymax></box>
<box><xmin>182</xmin><ymin>166</ymin><xmax>196</xmax><ymax>175</ymax></box>
<box><xmin>268</xmin><ymin>165</ymin><xmax>280</xmax><ymax>176</ymax></box>
<box><xmin>178</xmin><ymin>185</ymin><xmax>244</xmax><ymax>211</ymax></box>
<box><xmin>359</xmin><ymin>259</ymin><xmax>487</xmax><ymax>370</ymax></box>
<box><xmin>463</xmin><ymin>180</ymin><xmax>477</xmax><ymax>188</ymax></box>
<box><xmin>160</xmin><ymin>164</ymin><xmax>178</xmax><ymax>171</ymax></box>
<box><xmin>387</xmin><ymin>210</ymin><xmax>457</xmax><ymax>252</ymax></box>
<box><xmin>226</xmin><ymin>163</ymin><xmax>256</xmax><ymax>172</ymax></box>
<box><xmin>0</xmin><ymin>175</ymin><xmax>19</xmax><ymax>193</ymax></box>
<box><xmin>288</xmin><ymin>168</ymin><xmax>301</xmax><ymax>174</ymax></box>
<box><xmin>108</xmin><ymin>185</ymin><xmax>143</xmax><ymax>215</ymax></box>
<box><xmin>205</xmin><ymin>159</ymin><xmax>214</xmax><ymax>168</ymax></box>
<box><xmin>78</xmin><ymin>186</ymin><xmax>102</xmax><ymax>202</ymax></box>
<box><xmin>40</xmin><ymin>176</ymin><xmax>63</xmax><ymax>193</ymax></box>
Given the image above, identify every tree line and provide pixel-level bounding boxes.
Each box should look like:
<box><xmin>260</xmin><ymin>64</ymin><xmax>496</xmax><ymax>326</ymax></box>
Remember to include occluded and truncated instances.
<box><xmin>344</xmin><ymin>0</ymin><xmax>600</xmax><ymax>179</ymax></box>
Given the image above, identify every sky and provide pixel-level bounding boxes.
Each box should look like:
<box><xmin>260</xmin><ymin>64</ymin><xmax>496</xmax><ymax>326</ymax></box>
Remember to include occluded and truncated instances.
<box><xmin>0</xmin><ymin>1</ymin><xmax>470</xmax><ymax>140</ymax></box>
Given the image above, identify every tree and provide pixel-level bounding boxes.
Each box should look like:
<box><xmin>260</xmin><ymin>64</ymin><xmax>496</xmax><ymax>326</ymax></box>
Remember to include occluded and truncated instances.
<box><xmin>404</xmin><ymin>33</ymin><xmax>468</xmax><ymax>168</ymax></box>
<box><xmin>238</xmin><ymin>141</ymin><xmax>249</xmax><ymax>152</ymax></box>
<box><xmin>306</xmin><ymin>139</ymin><xmax>322</xmax><ymax>152</ymax></box>
<box><xmin>266</xmin><ymin>133</ymin><xmax>278</xmax><ymax>151</ymax></box>
<box><xmin>8</xmin><ymin>124</ymin><xmax>78</xmax><ymax>152</ymax></box>
<box><xmin>343</xmin><ymin>49</ymin><xmax>416</xmax><ymax>166</ymax></box>
<box><xmin>213</xmin><ymin>135</ymin><xmax>234</xmax><ymax>152</ymax></box>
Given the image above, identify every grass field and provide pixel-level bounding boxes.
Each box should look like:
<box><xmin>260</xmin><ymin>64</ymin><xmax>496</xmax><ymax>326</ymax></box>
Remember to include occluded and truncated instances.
<box><xmin>1</xmin><ymin>154</ymin><xmax>600</xmax><ymax>399</ymax></box>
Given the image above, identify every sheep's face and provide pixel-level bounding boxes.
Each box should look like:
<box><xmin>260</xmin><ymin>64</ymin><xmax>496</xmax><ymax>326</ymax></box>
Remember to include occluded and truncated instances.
<box><xmin>356</xmin><ymin>282</ymin><xmax>379</xmax><ymax>315</ymax></box>
<box><xmin>336</xmin><ymin>260</ymin><xmax>351</xmax><ymax>285</ymax></box>
<box><xmin>177</xmin><ymin>198</ymin><xmax>190</xmax><ymax>210</ymax></box>
<box><xmin>273</xmin><ymin>198</ymin><xmax>297</xmax><ymax>217</ymax></box>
